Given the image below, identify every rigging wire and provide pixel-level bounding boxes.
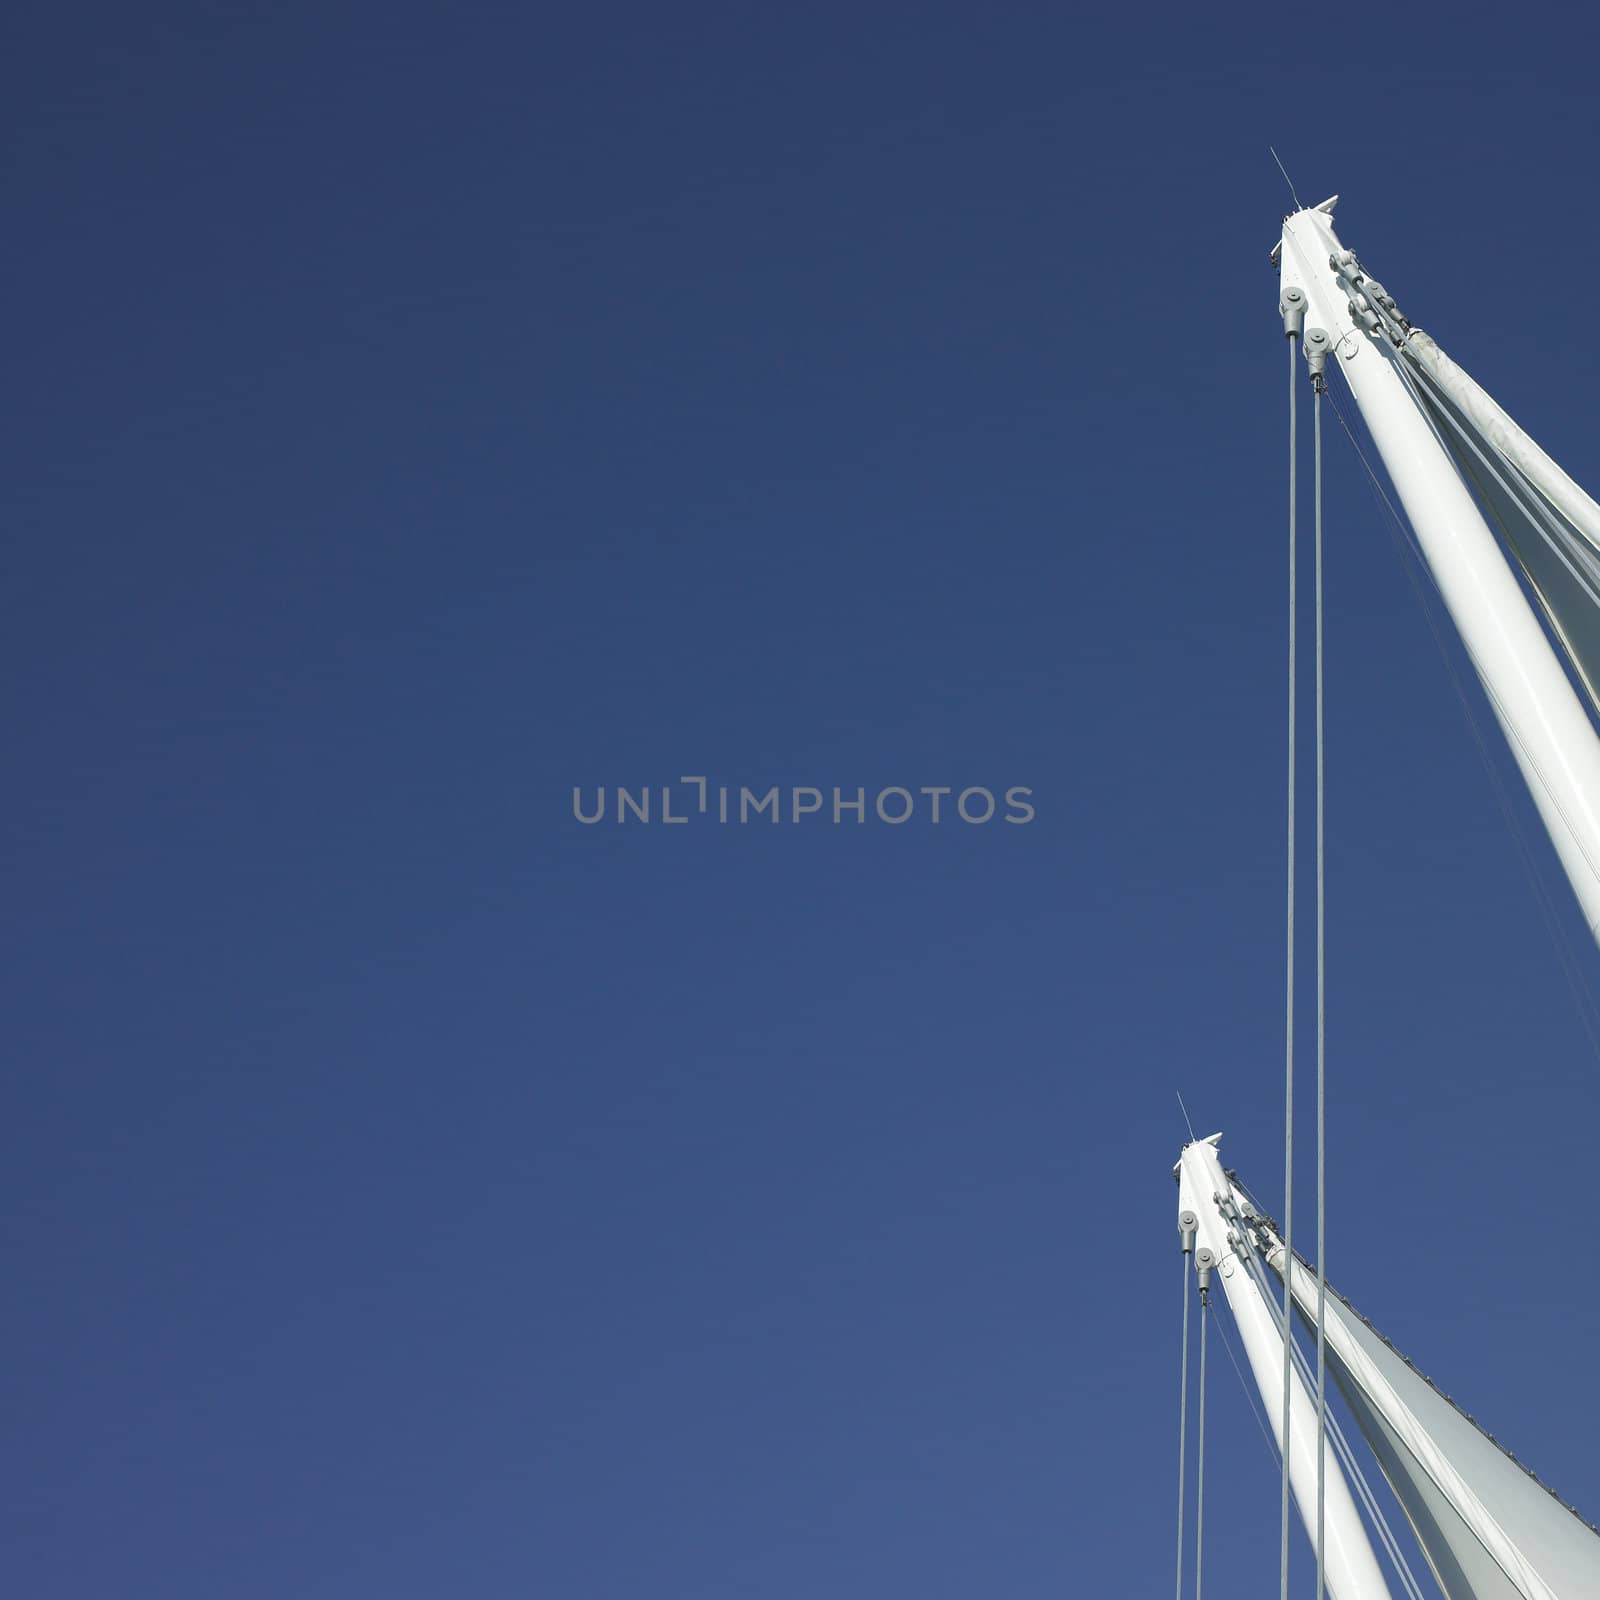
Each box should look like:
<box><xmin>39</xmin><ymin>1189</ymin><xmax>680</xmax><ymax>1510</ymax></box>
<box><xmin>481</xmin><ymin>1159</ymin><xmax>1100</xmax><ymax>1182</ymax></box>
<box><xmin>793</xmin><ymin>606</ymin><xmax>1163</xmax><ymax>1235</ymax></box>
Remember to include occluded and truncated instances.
<box><xmin>1196</xmin><ymin>1294</ymin><xmax>1209</xmax><ymax>1600</ymax></box>
<box><xmin>1175</xmin><ymin>1253</ymin><xmax>1190</xmax><ymax>1600</ymax></box>
<box><xmin>1209</xmin><ymin>1298</ymin><xmax>1278</xmax><ymax>1461</ymax></box>
<box><xmin>1313</xmin><ymin>369</ymin><xmax>1328</xmax><ymax>1600</ymax></box>
<box><xmin>1281</xmin><ymin>325</ymin><xmax>1299</xmax><ymax>1600</ymax></box>
<box><xmin>1243</xmin><ymin>1252</ymin><xmax>1430</xmax><ymax>1600</ymax></box>
<box><xmin>1218</xmin><ymin>1236</ymin><xmax>1418</xmax><ymax>1592</ymax></box>
<box><xmin>1320</xmin><ymin>1401</ymin><xmax>1430</xmax><ymax>1600</ymax></box>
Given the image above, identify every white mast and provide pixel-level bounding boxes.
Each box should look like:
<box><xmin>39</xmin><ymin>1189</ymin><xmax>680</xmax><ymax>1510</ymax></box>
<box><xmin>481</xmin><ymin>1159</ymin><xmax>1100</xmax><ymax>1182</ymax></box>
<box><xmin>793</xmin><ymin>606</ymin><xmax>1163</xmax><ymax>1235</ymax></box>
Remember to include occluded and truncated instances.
<box><xmin>1278</xmin><ymin>204</ymin><xmax>1600</xmax><ymax>943</ymax></box>
<box><xmin>1177</xmin><ymin>208</ymin><xmax>1600</xmax><ymax>1596</ymax></box>
<box><xmin>1180</xmin><ymin>1135</ymin><xmax>1600</xmax><ymax>1598</ymax></box>
<box><xmin>1176</xmin><ymin>1137</ymin><xmax>1395</xmax><ymax>1600</ymax></box>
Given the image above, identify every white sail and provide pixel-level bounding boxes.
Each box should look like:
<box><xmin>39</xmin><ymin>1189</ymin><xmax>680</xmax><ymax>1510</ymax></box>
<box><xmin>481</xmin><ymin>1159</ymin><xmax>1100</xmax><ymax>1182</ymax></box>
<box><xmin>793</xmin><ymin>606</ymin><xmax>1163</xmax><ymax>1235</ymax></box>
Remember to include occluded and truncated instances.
<box><xmin>1177</xmin><ymin>1138</ymin><xmax>1600</xmax><ymax>1600</ymax></box>
<box><xmin>1267</xmin><ymin>1245</ymin><xmax>1600</xmax><ymax>1600</ymax></box>
<box><xmin>1395</xmin><ymin>330</ymin><xmax>1600</xmax><ymax>722</ymax></box>
<box><xmin>1400</xmin><ymin>329</ymin><xmax>1600</xmax><ymax>569</ymax></box>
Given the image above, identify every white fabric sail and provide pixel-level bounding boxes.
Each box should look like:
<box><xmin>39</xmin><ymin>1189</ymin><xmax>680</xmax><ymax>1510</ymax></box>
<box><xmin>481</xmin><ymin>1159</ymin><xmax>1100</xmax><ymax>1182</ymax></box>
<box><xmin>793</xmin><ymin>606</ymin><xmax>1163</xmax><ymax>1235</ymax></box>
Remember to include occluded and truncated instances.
<box><xmin>1267</xmin><ymin>1246</ymin><xmax>1600</xmax><ymax>1600</ymax></box>
<box><xmin>1395</xmin><ymin>329</ymin><xmax>1600</xmax><ymax>722</ymax></box>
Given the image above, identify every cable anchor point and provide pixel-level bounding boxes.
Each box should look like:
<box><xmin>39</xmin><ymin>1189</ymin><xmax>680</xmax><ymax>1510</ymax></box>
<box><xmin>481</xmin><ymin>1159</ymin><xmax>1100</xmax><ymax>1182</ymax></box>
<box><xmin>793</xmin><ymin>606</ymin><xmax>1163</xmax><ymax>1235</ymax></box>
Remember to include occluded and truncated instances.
<box><xmin>1280</xmin><ymin>286</ymin><xmax>1307</xmax><ymax>340</ymax></box>
<box><xmin>1305</xmin><ymin>327</ymin><xmax>1331</xmax><ymax>391</ymax></box>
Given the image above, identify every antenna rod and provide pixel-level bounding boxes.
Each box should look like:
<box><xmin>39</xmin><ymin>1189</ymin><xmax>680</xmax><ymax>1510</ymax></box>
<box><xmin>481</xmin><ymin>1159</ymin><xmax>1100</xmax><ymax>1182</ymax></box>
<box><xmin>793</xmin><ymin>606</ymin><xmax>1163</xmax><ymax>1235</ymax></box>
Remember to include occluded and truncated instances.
<box><xmin>1270</xmin><ymin>147</ymin><xmax>1303</xmax><ymax>211</ymax></box>
<box><xmin>1177</xmin><ymin>1091</ymin><xmax>1197</xmax><ymax>1143</ymax></box>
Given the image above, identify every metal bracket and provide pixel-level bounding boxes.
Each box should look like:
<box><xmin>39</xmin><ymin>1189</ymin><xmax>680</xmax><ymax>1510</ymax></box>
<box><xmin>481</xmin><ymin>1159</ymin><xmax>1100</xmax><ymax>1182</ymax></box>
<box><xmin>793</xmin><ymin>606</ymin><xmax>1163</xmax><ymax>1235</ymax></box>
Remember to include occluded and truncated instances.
<box><xmin>1280</xmin><ymin>285</ymin><xmax>1307</xmax><ymax>339</ymax></box>
<box><xmin>1305</xmin><ymin>327</ymin><xmax>1331</xmax><ymax>389</ymax></box>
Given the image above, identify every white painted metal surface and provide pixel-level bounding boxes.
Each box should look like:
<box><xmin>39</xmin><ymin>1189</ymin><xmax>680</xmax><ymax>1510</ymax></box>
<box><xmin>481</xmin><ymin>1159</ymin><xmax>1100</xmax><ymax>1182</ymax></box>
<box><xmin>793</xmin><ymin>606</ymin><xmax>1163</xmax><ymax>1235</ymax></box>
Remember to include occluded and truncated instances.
<box><xmin>1402</xmin><ymin>330</ymin><xmax>1600</xmax><ymax>719</ymax></box>
<box><xmin>1405</xmin><ymin>332</ymin><xmax>1600</xmax><ymax>562</ymax></box>
<box><xmin>1278</xmin><ymin>206</ymin><xmax>1600</xmax><ymax>943</ymax></box>
<box><xmin>1266</xmin><ymin>1244</ymin><xmax>1600</xmax><ymax>1600</ymax></box>
<box><xmin>1176</xmin><ymin>1136</ymin><xmax>1394</xmax><ymax>1600</ymax></box>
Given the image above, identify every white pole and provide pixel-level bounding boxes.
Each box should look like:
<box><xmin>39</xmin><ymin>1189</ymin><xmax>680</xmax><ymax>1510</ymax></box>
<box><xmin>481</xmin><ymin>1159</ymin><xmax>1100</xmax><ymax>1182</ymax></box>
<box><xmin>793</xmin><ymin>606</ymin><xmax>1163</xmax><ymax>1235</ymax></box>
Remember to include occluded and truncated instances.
<box><xmin>1279</xmin><ymin>206</ymin><xmax>1600</xmax><ymax>944</ymax></box>
<box><xmin>1176</xmin><ymin>1138</ymin><xmax>1394</xmax><ymax>1600</ymax></box>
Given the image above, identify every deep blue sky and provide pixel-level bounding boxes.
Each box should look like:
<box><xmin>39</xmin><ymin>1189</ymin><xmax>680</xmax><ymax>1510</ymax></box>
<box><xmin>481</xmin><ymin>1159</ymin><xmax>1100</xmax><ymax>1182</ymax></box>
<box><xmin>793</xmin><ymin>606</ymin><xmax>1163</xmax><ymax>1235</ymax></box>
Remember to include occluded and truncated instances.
<box><xmin>7</xmin><ymin>6</ymin><xmax>1600</xmax><ymax>1595</ymax></box>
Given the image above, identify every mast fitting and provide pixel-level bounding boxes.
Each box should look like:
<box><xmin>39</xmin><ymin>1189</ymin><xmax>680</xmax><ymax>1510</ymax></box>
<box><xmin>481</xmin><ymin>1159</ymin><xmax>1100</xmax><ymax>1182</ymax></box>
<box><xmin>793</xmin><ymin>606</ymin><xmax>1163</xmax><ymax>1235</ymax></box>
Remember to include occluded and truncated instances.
<box><xmin>1305</xmin><ymin>327</ymin><xmax>1331</xmax><ymax>389</ymax></box>
<box><xmin>1281</xmin><ymin>285</ymin><xmax>1307</xmax><ymax>338</ymax></box>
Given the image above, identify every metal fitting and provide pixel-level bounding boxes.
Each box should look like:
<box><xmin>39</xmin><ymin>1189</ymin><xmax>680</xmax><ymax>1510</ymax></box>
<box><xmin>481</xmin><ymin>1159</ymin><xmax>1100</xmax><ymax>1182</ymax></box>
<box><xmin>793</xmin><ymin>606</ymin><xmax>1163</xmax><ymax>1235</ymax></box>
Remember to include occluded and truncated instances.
<box><xmin>1280</xmin><ymin>286</ymin><xmax>1307</xmax><ymax>339</ymax></box>
<box><xmin>1348</xmin><ymin>296</ymin><xmax>1380</xmax><ymax>334</ymax></box>
<box><xmin>1305</xmin><ymin>327</ymin><xmax>1331</xmax><ymax>386</ymax></box>
<box><xmin>1178</xmin><ymin>1209</ymin><xmax>1197</xmax><ymax>1255</ymax></box>
<box><xmin>1195</xmin><ymin>1246</ymin><xmax>1215</xmax><ymax>1303</ymax></box>
<box><xmin>1362</xmin><ymin>277</ymin><xmax>1394</xmax><ymax>311</ymax></box>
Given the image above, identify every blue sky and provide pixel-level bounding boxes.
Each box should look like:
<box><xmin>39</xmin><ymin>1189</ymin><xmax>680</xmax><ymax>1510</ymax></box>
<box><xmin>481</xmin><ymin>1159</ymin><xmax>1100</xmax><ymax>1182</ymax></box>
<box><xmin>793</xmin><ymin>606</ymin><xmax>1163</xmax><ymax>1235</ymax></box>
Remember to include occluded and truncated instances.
<box><xmin>7</xmin><ymin>5</ymin><xmax>1600</xmax><ymax>1595</ymax></box>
